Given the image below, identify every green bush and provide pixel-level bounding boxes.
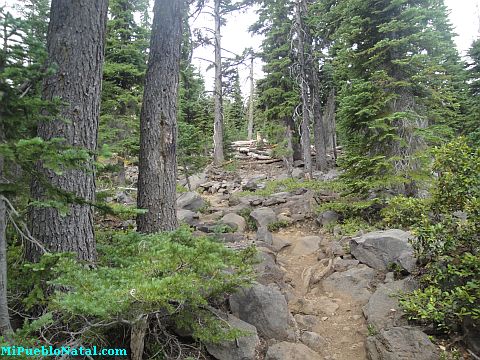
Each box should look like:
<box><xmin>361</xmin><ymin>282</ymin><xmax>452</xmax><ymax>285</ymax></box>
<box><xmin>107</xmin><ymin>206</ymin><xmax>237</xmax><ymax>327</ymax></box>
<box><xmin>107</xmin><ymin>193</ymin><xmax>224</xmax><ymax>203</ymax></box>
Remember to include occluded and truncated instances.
<box><xmin>398</xmin><ymin>139</ymin><xmax>480</xmax><ymax>333</ymax></box>
<box><xmin>6</xmin><ymin>227</ymin><xmax>256</xmax><ymax>357</ymax></box>
<box><xmin>381</xmin><ymin>195</ymin><xmax>430</xmax><ymax>229</ymax></box>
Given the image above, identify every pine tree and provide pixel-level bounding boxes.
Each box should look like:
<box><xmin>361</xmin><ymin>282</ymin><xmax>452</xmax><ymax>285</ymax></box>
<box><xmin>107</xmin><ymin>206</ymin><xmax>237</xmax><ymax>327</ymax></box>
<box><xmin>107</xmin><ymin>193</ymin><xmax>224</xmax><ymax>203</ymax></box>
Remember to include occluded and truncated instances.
<box><xmin>136</xmin><ymin>0</ymin><xmax>186</xmax><ymax>233</ymax></box>
<box><xmin>28</xmin><ymin>0</ymin><xmax>109</xmax><ymax>262</ymax></box>
<box><xmin>99</xmin><ymin>0</ymin><xmax>150</xmax><ymax>157</ymax></box>
<box><xmin>252</xmin><ymin>0</ymin><xmax>301</xmax><ymax>167</ymax></box>
<box><xmin>224</xmin><ymin>67</ymin><xmax>245</xmax><ymax>140</ymax></box>
<box><xmin>333</xmin><ymin>0</ymin><xmax>465</xmax><ymax>195</ymax></box>
<box><xmin>465</xmin><ymin>38</ymin><xmax>480</xmax><ymax>144</ymax></box>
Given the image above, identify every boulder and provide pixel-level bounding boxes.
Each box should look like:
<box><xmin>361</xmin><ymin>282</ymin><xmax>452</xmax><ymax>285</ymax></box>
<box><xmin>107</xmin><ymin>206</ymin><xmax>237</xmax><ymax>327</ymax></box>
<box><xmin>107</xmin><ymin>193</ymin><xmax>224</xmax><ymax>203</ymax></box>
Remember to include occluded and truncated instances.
<box><xmin>177</xmin><ymin>209</ymin><xmax>198</xmax><ymax>226</ymax></box>
<box><xmin>205</xmin><ymin>314</ymin><xmax>259</xmax><ymax>360</ymax></box>
<box><xmin>463</xmin><ymin>318</ymin><xmax>480</xmax><ymax>354</ymax></box>
<box><xmin>300</xmin><ymin>331</ymin><xmax>327</xmax><ymax>353</ymax></box>
<box><xmin>256</xmin><ymin>226</ymin><xmax>273</xmax><ymax>244</ymax></box>
<box><xmin>177</xmin><ymin>191</ymin><xmax>206</xmax><ymax>211</ymax></box>
<box><xmin>185</xmin><ymin>172</ymin><xmax>207</xmax><ymax>191</ymax></box>
<box><xmin>291</xmin><ymin>236</ymin><xmax>322</xmax><ymax>256</ymax></box>
<box><xmin>350</xmin><ymin>229</ymin><xmax>417</xmax><ymax>273</ymax></box>
<box><xmin>366</xmin><ymin>327</ymin><xmax>440</xmax><ymax>360</ymax></box>
<box><xmin>291</xmin><ymin>168</ymin><xmax>304</xmax><ymax>179</ymax></box>
<box><xmin>265</xmin><ymin>342</ymin><xmax>321</xmax><ymax>360</ymax></box>
<box><xmin>316</xmin><ymin>210</ymin><xmax>339</xmax><ymax>227</ymax></box>
<box><xmin>333</xmin><ymin>258</ymin><xmax>359</xmax><ymax>272</ymax></box>
<box><xmin>243</xmin><ymin>179</ymin><xmax>258</xmax><ymax>191</ymax></box>
<box><xmin>254</xmin><ymin>252</ymin><xmax>286</xmax><ymax>286</ymax></box>
<box><xmin>322</xmin><ymin>265</ymin><xmax>377</xmax><ymax>305</ymax></box>
<box><xmin>251</xmin><ymin>207</ymin><xmax>278</xmax><ymax>228</ymax></box>
<box><xmin>294</xmin><ymin>314</ymin><xmax>320</xmax><ymax>332</ymax></box>
<box><xmin>230</xmin><ymin>283</ymin><xmax>293</xmax><ymax>341</ymax></box>
<box><xmin>263</xmin><ymin>195</ymin><xmax>288</xmax><ymax>207</ymax></box>
<box><xmin>363</xmin><ymin>278</ymin><xmax>417</xmax><ymax>330</ymax></box>
<box><xmin>220</xmin><ymin>213</ymin><xmax>247</xmax><ymax>233</ymax></box>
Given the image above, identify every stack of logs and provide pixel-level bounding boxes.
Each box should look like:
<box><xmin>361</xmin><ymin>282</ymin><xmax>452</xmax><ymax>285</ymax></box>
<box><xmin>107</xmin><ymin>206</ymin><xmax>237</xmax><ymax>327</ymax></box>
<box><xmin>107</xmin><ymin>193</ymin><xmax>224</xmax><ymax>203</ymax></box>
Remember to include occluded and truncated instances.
<box><xmin>230</xmin><ymin>140</ymin><xmax>274</xmax><ymax>161</ymax></box>
<box><xmin>230</xmin><ymin>140</ymin><xmax>342</xmax><ymax>162</ymax></box>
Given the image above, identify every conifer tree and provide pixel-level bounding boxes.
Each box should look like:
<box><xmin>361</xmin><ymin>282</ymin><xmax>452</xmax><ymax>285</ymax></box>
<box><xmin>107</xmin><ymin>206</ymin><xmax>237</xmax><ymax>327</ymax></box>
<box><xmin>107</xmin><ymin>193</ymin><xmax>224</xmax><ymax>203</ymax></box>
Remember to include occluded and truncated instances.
<box><xmin>28</xmin><ymin>0</ymin><xmax>108</xmax><ymax>262</ymax></box>
<box><xmin>252</xmin><ymin>0</ymin><xmax>301</xmax><ymax>166</ymax></box>
<box><xmin>333</xmin><ymin>0</ymin><xmax>464</xmax><ymax>195</ymax></box>
<box><xmin>99</xmin><ymin>0</ymin><xmax>150</xmax><ymax>157</ymax></box>
<box><xmin>137</xmin><ymin>0</ymin><xmax>186</xmax><ymax>233</ymax></box>
<box><xmin>466</xmin><ymin>38</ymin><xmax>480</xmax><ymax>144</ymax></box>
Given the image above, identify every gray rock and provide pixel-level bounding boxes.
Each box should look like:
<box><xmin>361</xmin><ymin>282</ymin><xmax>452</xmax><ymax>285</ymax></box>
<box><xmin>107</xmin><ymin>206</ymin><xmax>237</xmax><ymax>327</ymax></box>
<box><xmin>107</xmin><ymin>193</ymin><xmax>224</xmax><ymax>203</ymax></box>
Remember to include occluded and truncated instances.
<box><xmin>329</xmin><ymin>241</ymin><xmax>347</xmax><ymax>257</ymax></box>
<box><xmin>300</xmin><ymin>331</ymin><xmax>327</xmax><ymax>353</ymax></box>
<box><xmin>220</xmin><ymin>213</ymin><xmax>247</xmax><ymax>233</ymax></box>
<box><xmin>251</xmin><ymin>207</ymin><xmax>278</xmax><ymax>228</ymax></box>
<box><xmin>322</xmin><ymin>265</ymin><xmax>377</xmax><ymax>305</ymax></box>
<box><xmin>291</xmin><ymin>168</ymin><xmax>304</xmax><ymax>179</ymax></box>
<box><xmin>115</xmin><ymin>191</ymin><xmax>134</xmax><ymax>204</ymax></box>
<box><xmin>316</xmin><ymin>210</ymin><xmax>339</xmax><ymax>227</ymax></box>
<box><xmin>265</xmin><ymin>342</ymin><xmax>321</xmax><ymax>360</ymax></box>
<box><xmin>177</xmin><ymin>191</ymin><xmax>206</xmax><ymax>211</ymax></box>
<box><xmin>212</xmin><ymin>233</ymin><xmax>245</xmax><ymax>243</ymax></box>
<box><xmin>363</xmin><ymin>278</ymin><xmax>417</xmax><ymax>330</ymax></box>
<box><xmin>256</xmin><ymin>226</ymin><xmax>273</xmax><ymax>244</ymax></box>
<box><xmin>333</xmin><ymin>258</ymin><xmax>359</xmax><ymax>272</ymax></box>
<box><xmin>263</xmin><ymin>196</ymin><xmax>287</xmax><ymax>207</ymax></box>
<box><xmin>205</xmin><ymin>314</ymin><xmax>259</xmax><ymax>360</ymax></box>
<box><xmin>291</xmin><ymin>236</ymin><xmax>322</xmax><ymax>256</ymax></box>
<box><xmin>463</xmin><ymin>318</ymin><xmax>480</xmax><ymax>354</ymax></box>
<box><xmin>294</xmin><ymin>315</ymin><xmax>320</xmax><ymax>332</ymax></box>
<box><xmin>254</xmin><ymin>252</ymin><xmax>286</xmax><ymax>285</ymax></box>
<box><xmin>185</xmin><ymin>172</ymin><xmax>207</xmax><ymax>191</ymax></box>
<box><xmin>230</xmin><ymin>283</ymin><xmax>293</xmax><ymax>340</ymax></box>
<box><xmin>177</xmin><ymin>209</ymin><xmax>198</xmax><ymax>226</ymax></box>
<box><xmin>366</xmin><ymin>327</ymin><xmax>440</xmax><ymax>360</ymax></box>
<box><xmin>243</xmin><ymin>179</ymin><xmax>258</xmax><ymax>191</ymax></box>
<box><xmin>350</xmin><ymin>229</ymin><xmax>417</xmax><ymax>273</ymax></box>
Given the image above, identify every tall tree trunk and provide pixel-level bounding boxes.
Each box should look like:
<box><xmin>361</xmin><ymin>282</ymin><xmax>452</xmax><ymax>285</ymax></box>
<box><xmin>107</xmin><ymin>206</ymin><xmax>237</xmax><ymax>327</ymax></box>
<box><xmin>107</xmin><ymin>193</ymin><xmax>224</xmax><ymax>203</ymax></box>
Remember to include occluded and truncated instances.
<box><xmin>213</xmin><ymin>0</ymin><xmax>224</xmax><ymax>165</ymax></box>
<box><xmin>323</xmin><ymin>88</ymin><xmax>337</xmax><ymax>158</ymax></box>
<box><xmin>28</xmin><ymin>0</ymin><xmax>108</xmax><ymax>263</ymax></box>
<box><xmin>247</xmin><ymin>57</ymin><xmax>255</xmax><ymax>141</ymax></box>
<box><xmin>136</xmin><ymin>0</ymin><xmax>184</xmax><ymax>233</ymax></box>
<box><xmin>311</xmin><ymin>69</ymin><xmax>328</xmax><ymax>171</ymax></box>
<box><xmin>295</xmin><ymin>0</ymin><xmax>312</xmax><ymax>178</ymax></box>
<box><xmin>0</xmin><ymin>125</ymin><xmax>12</xmax><ymax>339</ymax></box>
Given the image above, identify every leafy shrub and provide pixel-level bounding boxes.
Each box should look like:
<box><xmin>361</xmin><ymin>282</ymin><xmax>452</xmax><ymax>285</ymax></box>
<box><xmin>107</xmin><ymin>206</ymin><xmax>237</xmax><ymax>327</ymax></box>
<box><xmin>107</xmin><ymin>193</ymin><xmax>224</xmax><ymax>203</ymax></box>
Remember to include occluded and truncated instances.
<box><xmin>267</xmin><ymin>220</ymin><xmax>290</xmax><ymax>232</ymax></box>
<box><xmin>399</xmin><ymin>139</ymin><xmax>480</xmax><ymax>333</ymax></box>
<box><xmin>237</xmin><ymin>208</ymin><xmax>257</xmax><ymax>231</ymax></box>
<box><xmin>381</xmin><ymin>195</ymin><xmax>430</xmax><ymax>228</ymax></box>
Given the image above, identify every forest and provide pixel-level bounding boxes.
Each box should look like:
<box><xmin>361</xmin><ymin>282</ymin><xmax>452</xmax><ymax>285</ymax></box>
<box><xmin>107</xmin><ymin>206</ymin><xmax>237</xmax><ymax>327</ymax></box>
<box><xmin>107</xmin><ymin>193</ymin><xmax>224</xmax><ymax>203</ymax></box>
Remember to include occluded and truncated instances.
<box><xmin>0</xmin><ymin>0</ymin><xmax>479</xmax><ymax>359</ymax></box>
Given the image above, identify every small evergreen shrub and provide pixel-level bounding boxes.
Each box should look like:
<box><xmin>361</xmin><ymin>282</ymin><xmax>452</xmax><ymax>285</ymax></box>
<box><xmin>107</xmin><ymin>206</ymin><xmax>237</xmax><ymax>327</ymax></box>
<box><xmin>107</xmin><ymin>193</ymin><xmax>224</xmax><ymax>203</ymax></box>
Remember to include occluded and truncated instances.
<box><xmin>7</xmin><ymin>227</ymin><xmax>256</xmax><ymax>357</ymax></box>
<box><xmin>398</xmin><ymin>139</ymin><xmax>480</xmax><ymax>333</ymax></box>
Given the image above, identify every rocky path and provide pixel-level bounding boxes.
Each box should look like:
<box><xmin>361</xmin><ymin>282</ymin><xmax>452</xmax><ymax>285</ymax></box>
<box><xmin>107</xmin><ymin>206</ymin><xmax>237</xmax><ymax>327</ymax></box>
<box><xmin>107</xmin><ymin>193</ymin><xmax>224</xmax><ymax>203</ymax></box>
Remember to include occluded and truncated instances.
<box><xmin>190</xmin><ymin>162</ymin><xmax>376</xmax><ymax>359</ymax></box>
<box><xmin>172</xmin><ymin>161</ymin><xmax>442</xmax><ymax>360</ymax></box>
<box><xmin>275</xmin><ymin>228</ymin><xmax>369</xmax><ymax>360</ymax></box>
<box><xmin>112</xmin><ymin>159</ymin><xmax>445</xmax><ymax>359</ymax></box>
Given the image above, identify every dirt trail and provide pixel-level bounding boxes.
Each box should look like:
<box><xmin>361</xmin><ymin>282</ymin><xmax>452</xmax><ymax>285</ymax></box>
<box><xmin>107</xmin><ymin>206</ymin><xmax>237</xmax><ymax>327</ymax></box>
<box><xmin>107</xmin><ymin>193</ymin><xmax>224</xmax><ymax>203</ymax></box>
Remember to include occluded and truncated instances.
<box><xmin>203</xmin><ymin>162</ymin><xmax>369</xmax><ymax>360</ymax></box>
<box><xmin>275</xmin><ymin>227</ymin><xmax>368</xmax><ymax>360</ymax></box>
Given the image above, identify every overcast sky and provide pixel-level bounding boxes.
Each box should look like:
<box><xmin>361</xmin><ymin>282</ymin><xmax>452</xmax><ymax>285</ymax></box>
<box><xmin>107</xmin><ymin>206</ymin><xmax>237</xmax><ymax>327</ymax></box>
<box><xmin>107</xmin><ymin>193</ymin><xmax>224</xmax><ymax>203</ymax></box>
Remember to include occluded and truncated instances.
<box><xmin>192</xmin><ymin>0</ymin><xmax>480</xmax><ymax>96</ymax></box>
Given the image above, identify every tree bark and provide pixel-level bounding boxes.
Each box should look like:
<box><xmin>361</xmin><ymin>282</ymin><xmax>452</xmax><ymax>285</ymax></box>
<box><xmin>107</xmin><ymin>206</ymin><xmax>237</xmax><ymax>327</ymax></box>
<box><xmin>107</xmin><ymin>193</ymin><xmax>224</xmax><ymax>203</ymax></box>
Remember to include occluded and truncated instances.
<box><xmin>136</xmin><ymin>0</ymin><xmax>184</xmax><ymax>233</ymax></box>
<box><xmin>247</xmin><ymin>57</ymin><xmax>255</xmax><ymax>141</ymax></box>
<box><xmin>323</xmin><ymin>88</ymin><xmax>337</xmax><ymax>158</ymax></box>
<box><xmin>28</xmin><ymin>0</ymin><xmax>108</xmax><ymax>263</ymax></box>
<box><xmin>213</xmin><ymin>0</ymin><xmax>224</xmax><ymax>165</ymax></box>
<box><xmin>311</xmin><ymin>68</ymin><xmax>328</xmax><ymax>171</ymax></box>
<box><xmin>0</xmin><ymin>124</ymin><xmax>12</xmax><ymax>339</ymax></box>
<box><xmin>295</xmin><ymin>0</ymin><xmax>312</xmax><ymax>178</ymax></box>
